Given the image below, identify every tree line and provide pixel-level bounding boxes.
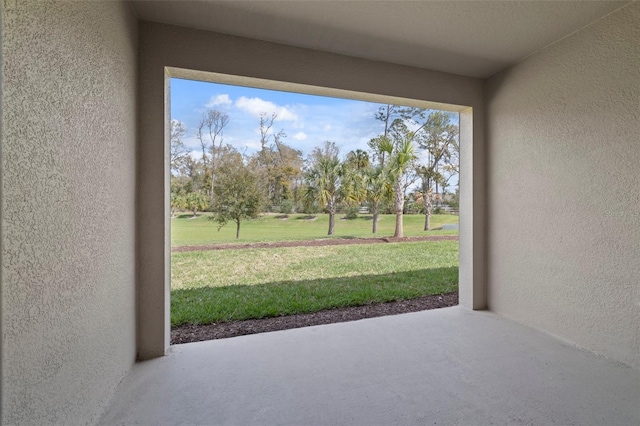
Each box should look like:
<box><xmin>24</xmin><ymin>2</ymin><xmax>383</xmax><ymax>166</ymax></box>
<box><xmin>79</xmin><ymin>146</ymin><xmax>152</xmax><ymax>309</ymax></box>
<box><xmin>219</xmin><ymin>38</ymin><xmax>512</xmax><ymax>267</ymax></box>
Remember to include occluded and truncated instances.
<box><xmin>170</xmin><ymin>104</ymin><xmax>459</xmax><ymax>239</ymax></box>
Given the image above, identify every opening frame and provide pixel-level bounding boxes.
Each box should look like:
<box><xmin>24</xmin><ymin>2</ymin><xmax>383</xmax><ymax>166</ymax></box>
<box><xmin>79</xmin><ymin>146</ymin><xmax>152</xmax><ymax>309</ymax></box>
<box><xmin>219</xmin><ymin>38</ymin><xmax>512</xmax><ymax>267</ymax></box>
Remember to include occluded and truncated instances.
<box><xmin>136</xmin><ymin>22</ymin><xmax>485</xmax><ymax>359</ymax></box>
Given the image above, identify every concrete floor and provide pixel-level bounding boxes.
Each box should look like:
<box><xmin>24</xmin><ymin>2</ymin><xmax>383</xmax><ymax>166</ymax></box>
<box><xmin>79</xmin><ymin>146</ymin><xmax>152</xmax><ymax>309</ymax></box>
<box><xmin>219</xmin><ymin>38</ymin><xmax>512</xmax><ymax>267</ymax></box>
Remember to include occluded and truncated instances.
<box><xmin>101</xmin><ymin>307</ymin><xmax>639</xmax><ymax>425</ymax></box>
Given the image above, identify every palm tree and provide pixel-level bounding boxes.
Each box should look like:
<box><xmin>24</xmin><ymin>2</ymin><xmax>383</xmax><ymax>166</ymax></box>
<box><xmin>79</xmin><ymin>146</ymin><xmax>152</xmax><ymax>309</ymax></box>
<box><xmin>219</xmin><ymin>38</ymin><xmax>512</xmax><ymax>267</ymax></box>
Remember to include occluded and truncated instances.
<box><xmin>416</xmin><ymin>166</ymin><xmax>443</xmax><ymax>231</ymax></box>
<box><xmin>184</xmin><ymin>191</ymin><xmax>208</xmax><ymax>218</ymax></box>
<box><xmin>346</xmin><ymin>149</ymin><xmax>370</xmax><ymax>170</ymax></box>
<box><xmin>304</xmin><ymin>156</ymin><xmax>343</xmax><ymax>235</ymax></box>
<box><xmin>364</xmin><ymin>166</ymin><xmax>391</xmax><ymax>234</ymax></box>
<box><xmin>386</xmin><ymin>139</ymin><xmax>417</xmax><ymax>238</ymax></box>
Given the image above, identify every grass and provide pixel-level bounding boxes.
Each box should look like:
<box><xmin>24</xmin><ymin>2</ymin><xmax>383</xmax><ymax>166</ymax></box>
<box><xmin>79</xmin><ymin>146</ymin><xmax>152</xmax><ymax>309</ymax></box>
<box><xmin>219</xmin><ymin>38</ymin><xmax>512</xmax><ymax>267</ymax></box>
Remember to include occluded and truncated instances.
<box><xmin>171</xmin><ymin>240</ymin><xmax>458</xmax><ymax>326</ymax></box>
<box><xmin>171</xmin><ymin>212</ymin><xmax>459</xmax><ymax>247</ymax></box>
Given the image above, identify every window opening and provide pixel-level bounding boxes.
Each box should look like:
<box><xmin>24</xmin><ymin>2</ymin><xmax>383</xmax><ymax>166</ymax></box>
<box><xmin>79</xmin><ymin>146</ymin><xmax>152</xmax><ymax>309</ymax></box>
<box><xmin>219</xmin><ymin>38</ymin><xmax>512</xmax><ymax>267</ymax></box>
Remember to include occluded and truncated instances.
<box><xmin>169</xmin><ymin>77</ymin><xmax>461</xmax><ymax>344</ymax></box>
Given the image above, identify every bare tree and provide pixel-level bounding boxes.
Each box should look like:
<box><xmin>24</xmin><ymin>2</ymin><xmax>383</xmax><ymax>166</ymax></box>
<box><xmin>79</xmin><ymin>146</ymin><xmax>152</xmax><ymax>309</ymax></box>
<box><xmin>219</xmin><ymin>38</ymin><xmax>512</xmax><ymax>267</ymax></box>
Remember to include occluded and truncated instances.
<box><xmin>259</xmin><ymin>112</ymin><xmax>277</xmax><ymax>151</ymax></box>
<box><xmin>255</xmin><ymin>113</ymin><xmax>303</xmax><ymax>208</ymax></box>
<box><xmin>170</xmin><ymin>119</ymin><xmax>188</xmax><ymax>173</ymax></box>
<box><xmin>415</xmin><ymin>111</ymin><xmax>458</xmax><ymax>230</ymax></box>
<box><xmin>196</xmin><ymin>109</ymin><xmax>230</xmax><ymax>198</ymax></box>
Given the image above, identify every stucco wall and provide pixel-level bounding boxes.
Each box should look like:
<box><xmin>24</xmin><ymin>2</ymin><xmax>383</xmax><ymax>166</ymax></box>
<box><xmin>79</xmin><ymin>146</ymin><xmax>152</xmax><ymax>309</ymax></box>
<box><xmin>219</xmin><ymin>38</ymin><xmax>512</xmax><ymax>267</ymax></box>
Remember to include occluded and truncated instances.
<box><xmin>137</xmin><ymin>21</ymin><xmax>486</xmax><ymax>357</ymax></box>
<box><xmin>485</xmin><ymin>2</ymin><xmax>639</xmax><ymax>369</ymax></box>
<box><xmin>1</xmin><ymin>1</ymin><xmax>138</xmax><ymax>424</ymax></box>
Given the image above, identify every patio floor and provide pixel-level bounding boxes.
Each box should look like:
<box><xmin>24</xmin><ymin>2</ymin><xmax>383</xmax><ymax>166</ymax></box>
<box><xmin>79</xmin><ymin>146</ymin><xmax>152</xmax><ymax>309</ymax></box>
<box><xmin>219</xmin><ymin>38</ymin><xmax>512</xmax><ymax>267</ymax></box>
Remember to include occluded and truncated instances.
<box><xmin>100</xmin><ymin>306</ymin><xmax>639</xmax><ymax>425</ymax></box>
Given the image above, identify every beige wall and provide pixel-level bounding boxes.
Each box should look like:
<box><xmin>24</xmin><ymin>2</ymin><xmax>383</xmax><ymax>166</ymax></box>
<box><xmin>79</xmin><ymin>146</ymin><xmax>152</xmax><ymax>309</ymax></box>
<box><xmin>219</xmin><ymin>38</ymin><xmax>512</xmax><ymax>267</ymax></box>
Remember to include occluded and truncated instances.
<box><xmin>137</xmin><ymin>21</ymin><xmax>486</xmax><ymax>357</ymax></box>
<box><xmin>1</xmin><ymin>1</ymin><xmax>138</xmax><ymax>424</ymax></box>
<box><xmin>485</xmin><ymin>2</ymin><xmax>639</xmax><ymax>369</ymax></box>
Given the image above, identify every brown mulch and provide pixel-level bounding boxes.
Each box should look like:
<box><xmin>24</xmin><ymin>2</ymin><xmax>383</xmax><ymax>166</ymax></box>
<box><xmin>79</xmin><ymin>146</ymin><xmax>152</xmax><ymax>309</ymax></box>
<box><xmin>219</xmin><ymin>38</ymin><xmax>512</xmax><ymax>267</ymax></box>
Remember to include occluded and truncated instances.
<box><xmin>171</xmin><ymin>291</ymin><xmax>458</xmax><ymax>344</ymax></box>
<box><xmin>172</xmin><ymin>235</ymin><xmax>458</xmax><ymax>253</ymax></box>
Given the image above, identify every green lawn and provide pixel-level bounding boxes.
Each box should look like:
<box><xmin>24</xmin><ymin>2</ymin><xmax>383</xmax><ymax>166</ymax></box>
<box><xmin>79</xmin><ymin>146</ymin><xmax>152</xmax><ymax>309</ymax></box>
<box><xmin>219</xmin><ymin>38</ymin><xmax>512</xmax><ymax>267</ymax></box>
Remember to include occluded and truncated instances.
<box><xmin>171</xmin><ymin>240</ymin><xmax>458</xmax><ymax>326</ymax></box>
<box><xmin>171</xmin><ymin>212</ymin><xmax>458</xmax><ymax>247</ymax></box>
<box><xmin>170</xmin><ymin>212</ymin><xmax>459</xmax><ymax>327</ymax></box>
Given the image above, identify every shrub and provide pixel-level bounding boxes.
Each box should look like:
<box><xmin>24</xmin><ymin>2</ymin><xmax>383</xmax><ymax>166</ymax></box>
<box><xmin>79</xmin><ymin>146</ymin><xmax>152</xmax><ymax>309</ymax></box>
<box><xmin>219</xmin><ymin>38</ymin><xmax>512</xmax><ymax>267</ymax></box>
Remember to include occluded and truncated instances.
<box><xmin>302</xmin><ymin>199</ymin><xmax>320</xmax><ymax>214</ymax></box>
<box><xmin>343</xmin><ymin>205</ymin><xmax>359</xmax><ymax>220</ymax></box>
<box><xmin>280</xmin><ymin>199</ymin><xmax>294</xmax><ymax>214</ymax></box>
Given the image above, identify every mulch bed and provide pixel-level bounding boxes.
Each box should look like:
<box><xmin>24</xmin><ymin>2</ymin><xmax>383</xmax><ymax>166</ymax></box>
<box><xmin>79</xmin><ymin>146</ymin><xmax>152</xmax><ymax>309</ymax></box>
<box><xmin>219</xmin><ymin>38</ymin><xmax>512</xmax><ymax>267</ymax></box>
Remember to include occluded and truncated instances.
<box><xmin>172</xmin><ymin>235</ymin><xmax>458</xmax><ymax>253</ymax></box>
<box><xmin>171</xmin><ymin>291</ymin><xmax>458</xmax><ymax>344</ymax></box>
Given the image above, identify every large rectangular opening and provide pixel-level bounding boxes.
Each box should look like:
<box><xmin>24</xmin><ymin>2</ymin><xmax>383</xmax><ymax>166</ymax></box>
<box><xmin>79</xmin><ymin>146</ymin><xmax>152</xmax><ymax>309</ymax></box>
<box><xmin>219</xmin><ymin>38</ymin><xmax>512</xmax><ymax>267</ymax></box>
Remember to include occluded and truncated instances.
<box><xmin>167</xmin><ymin>74</ymin><xmax>464</xmax><ymax>344</ymax></box>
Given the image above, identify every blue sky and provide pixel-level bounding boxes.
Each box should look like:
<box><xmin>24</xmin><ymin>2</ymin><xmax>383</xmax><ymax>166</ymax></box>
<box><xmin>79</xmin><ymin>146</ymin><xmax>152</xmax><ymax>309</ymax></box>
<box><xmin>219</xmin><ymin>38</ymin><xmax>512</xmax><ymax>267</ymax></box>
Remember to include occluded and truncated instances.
<box><xmin>170</xmin><ymin>78</ymin><xmax>457</xmax><ymax>162</ymax></box>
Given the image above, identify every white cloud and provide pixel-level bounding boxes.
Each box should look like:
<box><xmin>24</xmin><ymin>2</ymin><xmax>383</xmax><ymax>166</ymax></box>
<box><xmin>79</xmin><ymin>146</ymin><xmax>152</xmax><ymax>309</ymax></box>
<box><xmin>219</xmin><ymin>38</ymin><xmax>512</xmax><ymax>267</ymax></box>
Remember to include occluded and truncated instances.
<box><xmin>254</xmin><ymin>126</ymin><xmax>273</xmax><ymax>136</ymax></box>
<box><xmin>244</xmin><ymin>141</ymin><xmax>262</xmax><ymax>150</ymax></box>
<box><xmin>183</xmin><ymin>135</ymin><xmax>203</xmax><ymax>151</ymax></box>
<box><xmin>323</xmin><ymin>124</ymin><xmax>332</xmax><ymax>132</ymax></box>
<box><xmin>206</xmin><ymin>94</ymin><xmax>232</xmax><ymax>107</ymax></box>
<box><xmin>406</xmin><ymin>120</ymin><xmax>422</xmax><ymax>132</ymax></box>
<box><xmin>293</xmin><ymin>132</ymin><xmax>307</xmax><ymax>141</ymax></box>
<box><xmin>235</xmin><ymin>96</ymin><xmax>298</xmax><ymax>121</ymax></box>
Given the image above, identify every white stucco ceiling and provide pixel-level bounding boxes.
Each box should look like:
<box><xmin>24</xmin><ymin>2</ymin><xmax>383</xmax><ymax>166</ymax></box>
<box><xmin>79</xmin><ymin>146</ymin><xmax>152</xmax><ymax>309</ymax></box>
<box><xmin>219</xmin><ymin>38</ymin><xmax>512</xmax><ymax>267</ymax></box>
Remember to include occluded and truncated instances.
<box><xmin>130</xmin><ymin>0</ymin><xmax>631</xmax><ymax>78</ymax></box>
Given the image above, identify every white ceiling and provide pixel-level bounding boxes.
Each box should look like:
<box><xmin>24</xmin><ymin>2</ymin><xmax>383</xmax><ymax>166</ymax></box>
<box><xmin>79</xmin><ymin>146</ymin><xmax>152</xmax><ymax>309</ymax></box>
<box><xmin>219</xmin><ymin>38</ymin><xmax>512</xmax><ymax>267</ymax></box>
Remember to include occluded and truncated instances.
<box><xmin>130</xmin><ymin>0</ymin><xmax>631</xmax><ymax>78</ymax></box>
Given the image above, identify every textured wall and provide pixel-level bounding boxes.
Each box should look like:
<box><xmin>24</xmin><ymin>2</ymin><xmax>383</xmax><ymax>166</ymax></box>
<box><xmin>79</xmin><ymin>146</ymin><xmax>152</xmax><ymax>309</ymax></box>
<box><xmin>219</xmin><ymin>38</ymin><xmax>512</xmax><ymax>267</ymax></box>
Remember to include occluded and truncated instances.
<box><xmin>137</xmin><ymin>21</ymin><xmax>486</xmax><ymax>357</ymax></box>
<box><xmin>485</xmin><ymin>2</ymin><xmax>639</xmax><ymax>369</ymax></box>
<box><xmin>1</xmin><ymin>1</ymin><xmax>137</xmax><ymax>424</ymax></box>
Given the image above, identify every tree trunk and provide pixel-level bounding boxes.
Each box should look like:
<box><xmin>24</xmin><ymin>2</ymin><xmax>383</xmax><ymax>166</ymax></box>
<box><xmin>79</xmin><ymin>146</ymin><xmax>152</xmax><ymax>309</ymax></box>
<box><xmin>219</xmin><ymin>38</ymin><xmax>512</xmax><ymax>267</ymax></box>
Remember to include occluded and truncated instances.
<box><xmin>327</xmin><ymin>199</ymin><xmax>336</xmax><ymax>235</ymax></box>
<box><xmin>236</xmin><ymin>220</ymin><xmax>240</xmax><ymax>239</ymax></box>
<box><xmin>423</xmin><ymin>188</ymin><xmax>433</xmax><ymax>231</ymax></box>
<box><xmin>328</xmin><ymin>212</ymin><xmax>335</xmax><ymax>235</ymax></box>
<box><xmin>372</xmin><ymin>204</ymin><xmax>379</xmax><ymax>234</ymax></box>
<box><xmin>210</xmin><ymin>174</ymin><xmax>215</xmax><ymax>203</ymax></box>
<box><xmin>394</xmin><ymin>211</ymin><xmax>403</xmax><ymax>238</ymax></box>
<box><xmin>393</xmin><ymin>181</ymin><xmax>404</xmax><ymax>238</ymax></box>
<box><xmin>424</xmin><ymin>213</ymin><xmax>431</xmax><ymax>231</ymax></box>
